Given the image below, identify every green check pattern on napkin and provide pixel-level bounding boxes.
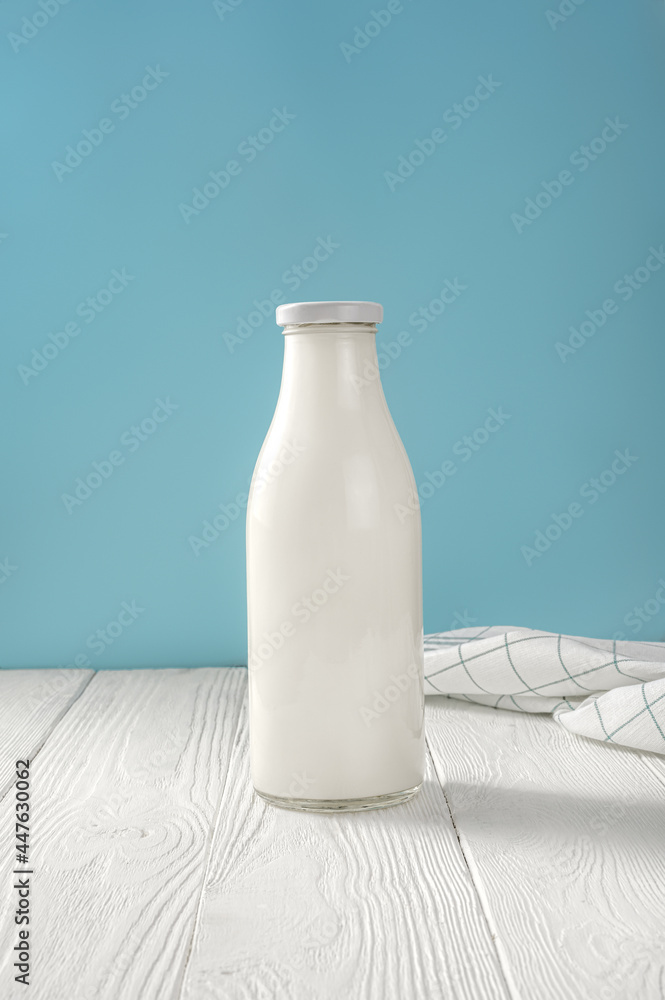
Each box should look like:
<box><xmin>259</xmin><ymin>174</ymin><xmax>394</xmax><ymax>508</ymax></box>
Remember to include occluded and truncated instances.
<box><xmin>424</xmin><ymin>626</ymin><xmax>665</xmax><ymax>755</ymax></box>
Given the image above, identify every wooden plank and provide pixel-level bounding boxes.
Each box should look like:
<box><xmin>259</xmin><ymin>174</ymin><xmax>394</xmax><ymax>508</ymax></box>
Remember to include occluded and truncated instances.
<box><xmin>0</xmin><ymin>669</ymin><xmax>93</xmax><ymax>799</ymax></box>
<box><xmin>179</xmin><ymin>683</ymin><xmax>511</xmax><ymax>1000</ymax></box>
<box><xmin>0</xmin><ymin>667</ymin><xmax>245</xmax><ymax>1000</ymax></box>
<box><xmin>425</xmin><ymin>697</ymin><xmax>665</xmax><ymax>1000</ymax></box>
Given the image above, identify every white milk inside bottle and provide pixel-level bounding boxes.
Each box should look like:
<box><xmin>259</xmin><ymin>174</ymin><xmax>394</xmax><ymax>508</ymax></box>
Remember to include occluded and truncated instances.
<box><xmin>246</xmin><ymin>300</ymin><xmax>424</xmax><ymax>811</ymax></box>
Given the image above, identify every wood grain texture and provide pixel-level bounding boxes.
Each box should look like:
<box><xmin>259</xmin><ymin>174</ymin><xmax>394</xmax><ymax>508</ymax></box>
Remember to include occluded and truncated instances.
<box><xmin>425</xmin><ymin>696</ymin><xmax>665</xmax><ymax>1000</ymax></box>
<box><xmin>0</xmin><ymin>667</ymin><xmax>245</xmax><ymax>1000</ymax></box>
<box><xmin>180</xmin><ymin>684</ymin><xmax>510</xmax><ymax>1000</ymax></box>
<box><xmin>3</xmin><ymin>668</ymin><xmax>664</xmax><ymax>1000</ymax></box>
<box><xmin>0</xmin><ymin>669</ymin><xmax>93</xmax><ymax>800</ymax></box>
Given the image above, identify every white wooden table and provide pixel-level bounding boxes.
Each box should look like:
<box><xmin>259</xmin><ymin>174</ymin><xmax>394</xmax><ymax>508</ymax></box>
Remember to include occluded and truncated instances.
<box><xmin>1</xmin><ymin>667</ymin><xmax>664</xmax><ymax>999</ymax></box>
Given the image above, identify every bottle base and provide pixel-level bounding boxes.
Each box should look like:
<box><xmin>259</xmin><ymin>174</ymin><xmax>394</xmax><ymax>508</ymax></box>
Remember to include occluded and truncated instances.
<box><xmin>254</xmin><ymin>783</ymin><xmax>421</xmax><ymax>813</ymax></box>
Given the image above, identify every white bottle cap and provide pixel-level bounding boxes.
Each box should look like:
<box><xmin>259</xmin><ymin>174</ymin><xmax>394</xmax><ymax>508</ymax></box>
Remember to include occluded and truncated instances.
<box><xmin>275</xmin><ymin>301</ymin><xmax>383</xmax><ymax>327</ymax></box>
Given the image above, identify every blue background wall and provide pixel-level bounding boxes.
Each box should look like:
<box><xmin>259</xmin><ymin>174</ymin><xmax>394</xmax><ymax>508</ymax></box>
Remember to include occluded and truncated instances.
<box><xmin>2</xmin><ymin>0</ymin><xmax>665</xmax><ymax>668</ymax></box>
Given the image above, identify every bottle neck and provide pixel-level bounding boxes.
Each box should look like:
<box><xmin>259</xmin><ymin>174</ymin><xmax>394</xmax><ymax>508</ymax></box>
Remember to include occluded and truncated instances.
<box><xmin>279</xmin><ymin>324</ymin><xmax>383</xmax><ymax>408</ymax></box>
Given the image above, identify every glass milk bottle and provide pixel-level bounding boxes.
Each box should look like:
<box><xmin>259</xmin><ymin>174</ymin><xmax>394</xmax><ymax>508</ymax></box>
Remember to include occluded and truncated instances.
<box><xmin>246</xmin><ymin>301</ymin><xmax>424</xmax><ymax>811</ymax></box>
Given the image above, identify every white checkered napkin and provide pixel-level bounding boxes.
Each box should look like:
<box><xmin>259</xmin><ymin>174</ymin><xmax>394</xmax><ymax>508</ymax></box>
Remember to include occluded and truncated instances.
<box><xmin>424</xmin><ymin>626</ymin><xmax>665</xmax><ymax>755</ymax></box>
<box><xmin>555</xmin><ymin>678</ymin><xmax>665</xmax><ymax>755</ymax></box>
